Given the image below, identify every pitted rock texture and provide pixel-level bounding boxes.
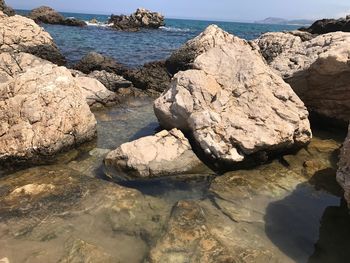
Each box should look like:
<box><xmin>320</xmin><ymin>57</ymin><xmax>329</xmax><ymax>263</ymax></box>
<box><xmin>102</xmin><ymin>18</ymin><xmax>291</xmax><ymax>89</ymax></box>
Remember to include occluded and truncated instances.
<box><xmin>108</xmin><ymin>8</ymin><xmax>164</xmax><ymax>31</ymax></box>
<box><xmin>0</xmin><ymin>12</ymin><xmax>66</xmax><ymax>65</ymax></box>
<box><xmin>155</xmin><ymin>25</ymin><xmax>312</xmax><ymax>164</ymax></box>
<box><xmin>104</xmin><ymin>129</ymin><xmax>206</xmax><ymax>180</ymax></box>
<box><xmin>0</xmin><ymin>61</ymin><xmax>96</xmax><ymax>163</ymax></box>
<box><xmin>337</xmin><ymin>125</ymin><xmax>350</xmax><ymax>207</ymax></box>
<box><xmin>0</xmin><ymin>52</ymin><xmax>118</xmax><ymax>108</ymax></box>
<box><xmin>256</xmin><ymin>31</ymin><xmax>350</xmax><ymax>121</ymax></box>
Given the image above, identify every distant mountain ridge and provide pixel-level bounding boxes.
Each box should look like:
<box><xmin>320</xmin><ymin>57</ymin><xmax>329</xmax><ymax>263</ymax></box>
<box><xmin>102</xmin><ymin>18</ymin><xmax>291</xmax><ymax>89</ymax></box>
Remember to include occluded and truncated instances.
<box><xmin>256</xmin><ymin>17</ymin><xmax>314</xmax><ymax>26</ymax></box>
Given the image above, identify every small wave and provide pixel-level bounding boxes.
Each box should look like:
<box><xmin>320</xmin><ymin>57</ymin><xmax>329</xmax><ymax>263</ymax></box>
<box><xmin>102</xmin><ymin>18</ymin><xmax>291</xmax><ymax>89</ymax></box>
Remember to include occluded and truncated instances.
<box><xmin>159</xmin><ymin>26</ymin><xmax>191</xmax><ymax>32</ymax></box>
<box><xmin>85</xmin><ymin>21</ymin><xmax>110</xmax><ymax>27</ymax></box>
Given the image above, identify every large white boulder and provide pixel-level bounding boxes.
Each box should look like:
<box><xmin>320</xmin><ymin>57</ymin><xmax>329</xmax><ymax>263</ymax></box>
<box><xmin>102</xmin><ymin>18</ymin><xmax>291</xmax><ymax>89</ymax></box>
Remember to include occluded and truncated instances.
<box><xmin>0</xmin><ymin>59</ymin><xmax>96</xmax><ymax>163</ymax></box>
<box><xmin>104</xmin><ymin>129</ymin><xmax>206</xmax><ymax>180</ymax></box>
<box><xmin>155</xmin><ymin>25</ymin><xmax>312</xmax><ymax>164</ymax></box>
<box><xmin>0</xmin><ymin>11</ymin><xmax>65</xmax><ymax>65</ymax></box>
<box><xmin>256</xmin><ymin>31</ymin><xmax>350</xmax><ymax>122</ymax></box>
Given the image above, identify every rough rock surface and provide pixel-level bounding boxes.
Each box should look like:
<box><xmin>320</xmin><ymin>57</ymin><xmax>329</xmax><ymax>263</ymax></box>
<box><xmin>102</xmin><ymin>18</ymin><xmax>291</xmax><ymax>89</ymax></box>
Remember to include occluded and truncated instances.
<box><xmin>88</xmin><ymin>70</ymin><xmax>133</xmax><ymax>92</ymax></box>
<box><xmin>70</xmin><ymin>69</ymin><xmax>151</xmax><ymax>99</ymax></box>
<box><xmin>0</xmin><ymin>61</ymin><xmax>96</xmax><ymax>163</ymax></box>
<box><xmin>255</xmin><ymin>31</ymin><xmax>304</xmax><ymax>63</ymax></box>
<box><xmin>75</xmin><ymin>76</ymin><xmax>119</xmax><ymax>108</ymax></box>
<box><xmin>337</xmin><ymin>125</ymin><xmax>350</xmax><ymax>207</ymax></box>
<box><xmin>0</xmin><ymin>12</ymin><xmax>66</xmax><ymax>65</ymax></box>
<box><xmin>29</xmin><ymin>6</ymin><xmax>86</xmax><ymax>26</ymax></box>
<box><xmin>256</xmin><ymin>31</ymin><xmax>350</xmax><ymax>121</ymax></box>
<box><xmin>104</xmin><ymin>129</ymin><xmax>207</xmax><ymax>180</ymax></box>
<box><xmin>0</xmin><ymin>0</ymin><xmax>14</xmax><ymax>16</ymax></box>
<box><xmin>155</xmin><ymin>25</ymin><xmax>312</xmax><ymax>165</ymax></box>
<box><xmin>123</xmin><ymin>60</ymin><xmax>171</xmax><ymax>93</ymax></box>
<box><xmin>0</xmin><ymin>52</ymin><xmax>117</xmax><ymax>109</ymax></box>
<box><xmin>73</xmin><ymin>52</ymin><xmax>124</xmax><ymax>74</ymax></box>
<box><xmin>301</xmin><ymin>15</ymin><xmax>350</xmax><ymax>34</ymax></box>
<box><xmin>109</xmin><ymin>8</ymin><xmax>164</xmax><ymax>31</ymax></box>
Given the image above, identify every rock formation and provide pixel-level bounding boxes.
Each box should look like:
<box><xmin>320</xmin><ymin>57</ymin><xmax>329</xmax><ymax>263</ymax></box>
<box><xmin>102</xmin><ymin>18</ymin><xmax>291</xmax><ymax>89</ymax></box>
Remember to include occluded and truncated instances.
<box><xmin>0</xmin><ymin>59</ymin><xmax>96</xmax><ymax>164</ymax></box>
<box><xmin>0</xmin><ymin>52</ymin><xmax>119</xmax><ymax>108</ymax></box>
<box><xmin>122</xmin><ymin>60</ymin><xmax>171</xmax><ymax>93</ymax></box>
<box><xmin>87</xmin><ymin>70</ymin><xmax>133</xmax><ymax>92</ymax></box>
<box><xmin>154</xmin><ymin>25</ymin><xmax>312</xmax><ymax>165</ymax></box>
<box><xmin>29</xmin><ymin>6</ymin><xmax>86</xmax><ymax>26</ymax></box>
<box><xmin>108</xmin><ymin>8</ymin><xmax>164</xmax><ymax>31</ymax></box>
<box><xmin>337</xmin><ymin>125</ymin><xmax>350</xmax><ymax>207</ymax></box>
<box><xmin>0</xmin><ymin>11</ymin><xmax>66</xmax><ymax>65</ymax></box>
<box><xmin>0</xmin><ymin>0</ymin><xmax>14</xmax><ymax>16</ymax></box>
<box><xmin>256</xmin><ymin>31</ymin><xmax>350</xmax><ymax>122</ymax></box>
<box><xmin>74</xmin><ymin>53</ymin><xmax>171</xmax><ymax>94</ymax></box>
<box><xmin>301</xmin><ymin>15</ymin><xmax>350</xmax><ymax>34</ymax></box>
<box><xmin>75</xmin><ymin>76</ymin><xmax>119</xmax><ymax>108</ymax></box>
<box><xmin>73</xmin><ymin>52</ymin><xmax>124</xmax><ymax>74</ymax></box>
<box><xmin>104</xmin><ymin>129</ymin><xmax>207</xmax><ymax>180</ymax></box>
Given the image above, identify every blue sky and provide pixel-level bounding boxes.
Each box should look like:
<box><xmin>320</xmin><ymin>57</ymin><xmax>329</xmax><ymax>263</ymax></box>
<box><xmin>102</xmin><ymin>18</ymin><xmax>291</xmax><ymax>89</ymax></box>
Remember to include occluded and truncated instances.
<box><xmin>6</xmin><ymin>0</ymin><xmax>350</xmax><ymax>21</ymax></box>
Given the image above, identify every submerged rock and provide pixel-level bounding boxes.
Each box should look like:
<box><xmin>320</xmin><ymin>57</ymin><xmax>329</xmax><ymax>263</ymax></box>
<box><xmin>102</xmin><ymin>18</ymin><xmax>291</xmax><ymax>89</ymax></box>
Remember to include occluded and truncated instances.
<box><xmin>337</xmin><ymin>125</ymin><xmax>350</xmax><ymax>207</ymax></box>
<box><xmin>73</xmin><ymin>52</ymin><xmax>124</xmax><ymax>74</ymax></box>
<box><xmin>0</xmin><ymin>12</ymin><xmax>66</xmax><ymax>65</ymax></box>
<box><xmin>0</xmin><ymin>55</ymin><xmax>97</xmax><ymax>164</ymax></box>
<box><xmin>0</xmin><ymin>166</ymin><xmax>170</xmax><ymax>262</ymax></box>
<box><xmin>148</xmin><ymin>134</ymin><xmax>342</xmax><ymax>263</ymax></box>
<box><xmin>256</xmin><ymin>31</ymin><xmax>350</xmax><ymax>122</ymax></box>
<box><xmin>148</xmin><ymin>200</ymin><xmax>235</xmax><ymax>263</ymax></box>
<box><xmin>148</xmin><ymin>199</ymin><xmax>280</xmax><ymax>263</ymax></box>
<box><xmin>29</xmin><ymin>6</ymin><xmax>86</xmax><ymax>26</ymax></box>
<box><xmin>108</xmin><ymin>8</ymin><xmax>165</xmax><ymax>31</ymax></box>
<box><xmin>0</xmin><ymin>0</ymin><xmax>14</xmax><ymax>16</ymax></box>
<box><xmin>104</xmin><ymin>129</ymin><xmax>208</xmax><ymax>180</ymax></box>
<box><xmin>154</xmin><ymin>25</ymin><xmax>312</xmax><ymax>165</ymax></box>
<box><xmin>301</xmin><ymin>15</ymin><xmax>350</xmax><ymax>34</ymax></box>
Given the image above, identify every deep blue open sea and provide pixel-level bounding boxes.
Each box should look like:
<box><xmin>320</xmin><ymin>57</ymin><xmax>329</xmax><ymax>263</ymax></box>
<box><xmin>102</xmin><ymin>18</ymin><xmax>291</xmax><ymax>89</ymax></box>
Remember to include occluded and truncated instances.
<box><xmin>17</xmin><ymin>10</ymin><xmax>298</xmax><ymax>67</ymax></box>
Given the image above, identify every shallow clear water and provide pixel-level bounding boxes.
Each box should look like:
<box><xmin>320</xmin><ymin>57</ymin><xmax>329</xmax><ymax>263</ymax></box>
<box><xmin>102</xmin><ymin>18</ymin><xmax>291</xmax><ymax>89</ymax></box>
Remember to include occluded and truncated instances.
<box><xmin>0</xmin><ymin>98</ymin><xmax>349</xmax><ymax>262</ymax></box>
<box><xmin>2</xmin><ymin>10</ymin><xmax>350</xmax><ymax>263</ymax></box>
<box><xmin>16</xmin><ymin>9</ymin><xmax>298</xmax><ymax>67</ymax></box>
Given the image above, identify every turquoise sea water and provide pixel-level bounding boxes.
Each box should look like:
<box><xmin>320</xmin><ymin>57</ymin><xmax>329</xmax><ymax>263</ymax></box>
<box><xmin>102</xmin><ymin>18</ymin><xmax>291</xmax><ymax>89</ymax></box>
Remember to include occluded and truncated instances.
<box><xmin>16</xmin><ymin>10</ymin><xmax>298</xmax><ymax>67</ymax></box>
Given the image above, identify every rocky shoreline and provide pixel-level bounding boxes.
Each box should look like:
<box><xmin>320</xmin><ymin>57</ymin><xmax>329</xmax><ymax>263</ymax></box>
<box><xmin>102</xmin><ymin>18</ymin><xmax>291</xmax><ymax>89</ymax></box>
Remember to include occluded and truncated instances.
<box><xmin>1</xmin><ymin>2</ymin><xmax>350</xmax><ymax>262</ymax></box>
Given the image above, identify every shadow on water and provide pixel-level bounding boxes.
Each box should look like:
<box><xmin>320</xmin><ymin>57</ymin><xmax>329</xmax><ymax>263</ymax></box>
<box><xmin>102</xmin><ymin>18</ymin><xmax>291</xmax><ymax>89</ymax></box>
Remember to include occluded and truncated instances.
<box><xmin>264</xmin><ymin>166</ymin><xmax>350</xmax><ymax>263</ymax></box>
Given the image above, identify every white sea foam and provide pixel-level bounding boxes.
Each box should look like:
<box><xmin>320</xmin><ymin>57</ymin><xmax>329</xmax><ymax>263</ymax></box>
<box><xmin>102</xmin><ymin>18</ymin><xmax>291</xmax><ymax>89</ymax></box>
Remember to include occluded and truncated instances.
<box><xmin>85</xmin><ymin>21</ymin><xmax>109</xmax><ymax>27</ymax></box>
<box><xmin>159</xmin><ymin>26</ymin><xmax>191</xmax><ymax>32</ymax></box>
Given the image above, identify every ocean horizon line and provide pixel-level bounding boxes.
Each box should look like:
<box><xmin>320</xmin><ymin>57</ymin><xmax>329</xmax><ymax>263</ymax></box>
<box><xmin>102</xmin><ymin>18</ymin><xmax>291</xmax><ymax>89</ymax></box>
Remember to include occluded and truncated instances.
<box><xmin>14</xmin><ymin>8</ymin><xmax>308</xmax><ymax>26</ymax></box>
